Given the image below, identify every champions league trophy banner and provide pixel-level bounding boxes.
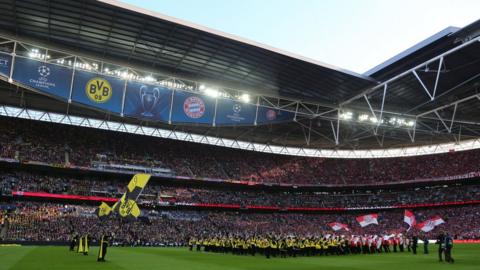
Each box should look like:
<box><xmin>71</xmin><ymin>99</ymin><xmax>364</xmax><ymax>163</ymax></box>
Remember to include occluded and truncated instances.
<box><xmin>123</xmin><ymin>81</ymin><xmax>172</xmax><ymax>121</ymax></box>
<box><xmin>139</xmin><ymin>85</ymin><xmax>160</xmax><ymax>117</ymax></box>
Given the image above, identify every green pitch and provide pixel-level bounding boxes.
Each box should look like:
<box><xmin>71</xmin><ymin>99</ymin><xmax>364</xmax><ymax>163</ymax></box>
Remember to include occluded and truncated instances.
<box><xmin>1</xmin><ymin>245</ymin><xmax>479</xmax><ymax>270</ymax></box>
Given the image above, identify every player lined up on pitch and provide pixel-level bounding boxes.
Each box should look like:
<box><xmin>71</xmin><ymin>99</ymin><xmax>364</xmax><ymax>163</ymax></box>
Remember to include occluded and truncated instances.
<box><xmin>187</xmin><ymin>233</ymin><xmax>440</xmax><ymax>259</ymax></box>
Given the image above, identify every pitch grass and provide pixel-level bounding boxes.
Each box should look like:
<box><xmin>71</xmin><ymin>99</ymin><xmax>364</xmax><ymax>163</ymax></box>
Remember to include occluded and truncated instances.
<box><xmin>1</xmin><ymin>245</ymin><xmax>479</xmax><ymax>270</ymax></box>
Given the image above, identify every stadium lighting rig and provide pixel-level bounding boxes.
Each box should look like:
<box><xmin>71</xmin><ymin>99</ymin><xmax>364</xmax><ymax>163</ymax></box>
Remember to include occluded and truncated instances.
<box><xmin>204</xmin><ymin>87</ymin><xmax>221</xmax><ymax>98</ymax></box>
<box><xmin>339</xmin><ymin>111</ymin><xmax>353</xmax><ymax>120</ymax></box>
<box><xmin>142</xmin><ymin>76</ymin><xmax>155</xmax><ymax>82</ymax></box>
<box><xmin>53</xmin><ymin>57</ymin><xmax>99</xmax><ymax>72</ymax></box>
<box><xmin>55</xmin><ymin>59</ymin><xmax>75</xmax><ymax>66</ymax></box>
<box><xmin>24</xmin><ymin>45</ymin><xmax>252</xmax><ymax>104</ymax></box>
<box><xmin>28</xmin><ymin>48</ymin><xmax>50</xmax><ymax>60</ymax></box>
<box><xmin>15</xmin><ymin>41</ymin><xmax>420</xmax><ymax>138</ymax></box>
<box><xmin>340</xmin><ymin>111</ymin><xmax>415</xmax><ymax>128</ymax></box>
<box><xmin>24</xmin><ymin>43</ymin><xmax>417</xmax><ymax>133</ymax></box>
<box><xmin>200</xmin><ymin>84</ymin><xmax>223</xmax><ymax>98</ymax></box>
<box><xmin>200</xmin><ymin>84</ymin><xmax>249</xmax><ymax>101</ymax></box>
<box><xmin>389</xmin><ymin>117</ymin><xmax>415</xmax><ymax>127</ymax></box>
<box><xmin>74</xmin><ymin>62</ymin><xmax>99</xmax><ymax>71</ymax></box>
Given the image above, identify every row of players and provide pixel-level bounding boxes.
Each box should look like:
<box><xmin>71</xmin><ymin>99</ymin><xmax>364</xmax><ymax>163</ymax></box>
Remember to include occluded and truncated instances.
<box><xmin>188</xmin><ymin>234</ymin><xmax>454</xmax><ymax>261</ymax></box>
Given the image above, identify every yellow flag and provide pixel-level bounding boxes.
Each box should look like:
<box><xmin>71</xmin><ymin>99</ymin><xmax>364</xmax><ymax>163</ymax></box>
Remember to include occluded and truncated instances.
<box><xmin>77</xmin><ymin>237</ymin><xmax>84</xmax><ymax>253</ymax></box>
<box><xmin>98</xmin><ymin>202</ymin><xmax>112</xmax><ymax>217</ymax></box>
<box><xmin>97</xmin><ymin>174</ymin><xmax>151</xmax><ymax>219</ymax></box>
<box><xmin>126</xmin><ymin>174</ymin><xmax>151</xmax><ymax>196</ymax></box>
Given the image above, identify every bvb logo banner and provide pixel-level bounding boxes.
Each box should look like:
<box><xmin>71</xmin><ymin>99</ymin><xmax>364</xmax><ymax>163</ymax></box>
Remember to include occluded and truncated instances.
<box><xmin>85</xmin><ymin>78</ymin><xmax>112</xmax><ymax>103</ymax></box>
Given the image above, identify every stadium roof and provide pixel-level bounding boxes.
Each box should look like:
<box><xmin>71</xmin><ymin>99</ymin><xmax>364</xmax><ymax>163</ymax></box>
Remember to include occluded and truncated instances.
<box><xmin>364</xmin><ymin>27</ymin><xmax>460</xmax><ymax>78</ymax></box>
<box><xmin>0</xmin><ymin>0</ymin><xmax>376</xmax><ymax>105</ymax></box>
<box><xmin>0</xmin><ymin>0</ymin><xmax>480</xmax><ymax>155</ymax></box>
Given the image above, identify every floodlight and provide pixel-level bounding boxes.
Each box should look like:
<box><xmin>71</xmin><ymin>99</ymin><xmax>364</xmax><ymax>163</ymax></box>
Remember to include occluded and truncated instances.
<box><xmin>240</xmin><ymin>93</ymin><xmax>250</xmax><ymax>103</ymax></box>
<box><xmin>358</xmin><ymin>114</ymin><xmax>369</xmax><ymax>121</ymax></box>
<box><xmin>204</xmin><ymin>88</ymin><xmax>220</xmax><ymax>98</ymax></box>
<box><xmin>144</xmin><ymin>76</ymin><xmax>155</xmax><ymax>82</ymax></box>
<box><xmin>339</xmin><ymin>111</ymin><xmax>353</xmax><ymax>120</ymax></box>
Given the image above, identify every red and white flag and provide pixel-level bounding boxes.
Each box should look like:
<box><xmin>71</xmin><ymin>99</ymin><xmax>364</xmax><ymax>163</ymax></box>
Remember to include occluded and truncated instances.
<box><xmin>356</xmin><ymin>214</ymin><xmax>378</xmax><ymax>227</ymax></box>
<box><xmin>328</xmin><ymin>222</ymin><xmax>350</xmax><ymax>231</ymax></box>
<box><xmin>417</xmin><ymin>216</ymin><xmax>445</xmax><ymax>232</ymax></box>
<box><xmin>404</xmin><ymin>210</ymin><xmax>416</xmax><ymax>230</ymax></box>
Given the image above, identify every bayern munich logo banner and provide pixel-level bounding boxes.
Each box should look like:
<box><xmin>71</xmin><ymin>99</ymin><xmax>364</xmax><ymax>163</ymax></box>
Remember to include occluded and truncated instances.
<box><xmin>0</xmin><ymin>52</ymin><xmax>12</xmax><ymax>78</ymax></box>
<box><xmin>123</xmin><ymin>81</ymin><xmax>172</xmax><ymax>122</ymax></box>
<box><xmin>71</xmin><ymin>70</ymin><xmax>124</xmax><ymax>114</ymax></box>
<box><xmin>215</xmin><ymin>98</ymin><xmax>256</xmax><ymax>125</ymax></box>
<box><xmin>256</xmin><ymin>106</ymin><xmax>295</xmax><ymax>125</ymax></box>
<box><xmin>12</xmin><ymin>56</ymin><xmax>73</xmax><ymax>100</ymax></box>
<box><xmin>170</xmin><ymin>91</ymin><xmax>215</xmax><ymax>124</ymax></box>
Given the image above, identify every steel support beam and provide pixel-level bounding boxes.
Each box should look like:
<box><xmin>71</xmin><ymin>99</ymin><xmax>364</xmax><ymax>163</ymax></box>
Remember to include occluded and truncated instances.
<box><xmin>340</xmin><ymin>36</ymin><xmax>480</xmax><ymax>107</ymax></box>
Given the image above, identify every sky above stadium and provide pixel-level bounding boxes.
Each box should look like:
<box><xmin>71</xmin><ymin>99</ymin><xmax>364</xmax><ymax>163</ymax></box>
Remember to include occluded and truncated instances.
<box><xmin>121</xmin><ymin>0</ymin><xmax>479</xmax><ymax>74</ymax></box>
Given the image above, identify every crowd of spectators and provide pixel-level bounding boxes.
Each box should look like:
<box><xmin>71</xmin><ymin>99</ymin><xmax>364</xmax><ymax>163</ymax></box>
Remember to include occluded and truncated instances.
<box><xmin>2</xmin><ymin>202</ymin><xmax>480</xmax><ymax>245</ymax></box>
<box><xmin>160</xmin><ymin>184</ymin><xmax>480</xmax><ymax>208</ymax></box>
<box><xmin>1</xmin><ymin>117</ymin><xmax>479</xmax><ymax>246</ymax></box>
<box><xmin>1</xmin><ymin>171</ymin><xmax>479</xmax><ymax>209</ymax></box>
<box><xmin>0</xmin><ymin>172</ymin><xmax>125</xmax><ymax>197</ymax></box>
<box><xmin>1</xmin><ymin>118</ymin><xmax>480</xmax><ymax>186</ymax></box>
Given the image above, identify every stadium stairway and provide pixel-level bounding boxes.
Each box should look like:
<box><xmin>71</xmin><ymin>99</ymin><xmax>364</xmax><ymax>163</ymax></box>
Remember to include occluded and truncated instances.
<box><xmin>0</xmin><ymin>219</ymin><xmax>8</xmax><ymax>239</ymax></box>
<box><xmin>214</xmin><ymin>157</ymin><xmax>230</xmax><ymax>179</ymax></box>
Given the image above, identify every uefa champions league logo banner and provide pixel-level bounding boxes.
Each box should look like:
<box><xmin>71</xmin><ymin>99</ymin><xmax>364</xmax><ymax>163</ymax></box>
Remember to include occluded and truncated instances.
<box><xmin>215</xmin><ymin>98</ymin><xmax>256</xmax><ymax>125</ymax></box>
<box><xmin>170</xmin><ymin>91</ymin><xmax>215</xmax><ymax>124</ymax></box>
<box><xmin>256</xmin><ymin>106</ymin><xmax>295</xmax><ymax>125</ymax></box>
<box><xmin>11</xmin><ymin>56</ymin><xmax>73</xmax><ymax>100</ymax></box>
<box><xmin>0</xmin><ymin>52</ymin><xmax>12</xmax><ymax>78</ymax></box>
<box><xmin>71</xmin><ymin>70</ymin><xmax>124</xmax><ymax>114</ymax></box>
<box><xmin>123</xmin><ymin>81</ymin><xmax>172</xmax><ymax>121</ymax></box>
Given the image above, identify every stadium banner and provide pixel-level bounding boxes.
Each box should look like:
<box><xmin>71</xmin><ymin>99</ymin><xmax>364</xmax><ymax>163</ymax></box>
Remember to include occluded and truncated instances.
<box><xmin>11</xmin><ymin>56</ymin><xmax>73</xmax><ymax>100</ymax></box>
<box><xmin>256</xmin><ymin>106</ymin><xmax>295</xmax><ymax>125</ymax></box>
<box><xmin>0</xmin><ymin>52</ymin><xmax>12</xmax><ymax>78</ymax></box>
<box><xmin>215</xmin><ymin>99</ymin><xmax>256</xmax><ymax>125</ymax></box>
<box><xmin>123</xmin><ymin>81</ymin><xmax>172</xmax><ymax>122</ymax></box>
<box><xmin>170</xmin><ymin>91</ymin><xmax>215</xmax><ymax>124</ymax></box>
<box><xmin>71</xmin><ymin>70</ymin><xmax>124</xmax><ymax>114</ymax></box>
